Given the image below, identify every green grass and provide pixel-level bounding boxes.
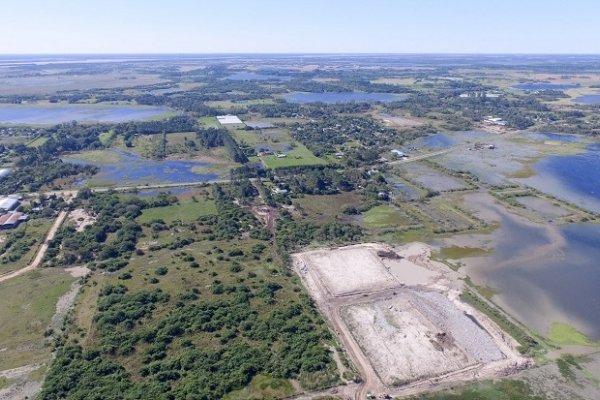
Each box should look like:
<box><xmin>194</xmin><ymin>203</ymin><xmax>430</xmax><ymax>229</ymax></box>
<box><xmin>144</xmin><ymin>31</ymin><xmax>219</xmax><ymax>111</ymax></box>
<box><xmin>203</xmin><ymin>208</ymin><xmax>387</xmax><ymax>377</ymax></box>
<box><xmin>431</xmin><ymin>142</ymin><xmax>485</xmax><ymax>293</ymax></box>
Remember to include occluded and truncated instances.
<box><xmin>198</xmin><ymin>116</ymin><xmax>219</xmax><ymax>128</ymax></box>
<box><xmin>294</xmin><ymin>193</ymin><xmax>363</xmax><ymax>222</ymax></box>
<box><xmin>0</xmin><ymin>269</ymin><xmax>75</xmax><ymax>370</ymax></box>
<box><xmin>223</xmin><ymin>375</ymin><xmax>294</xmax><ymax>400</ymax></box>
<box><xmin>547</xmin><ymin>322</ymin><xmax>594</xmax><ymax>346</ymax></box>
<box><xmin>230</xmin><ymin>128</ymin><xmax>326</xmax><ymax>169</ymax></box>
<box><xmin>261</xmin><ymin>146</ymin><xmax>326</xmax><ymax>169</ymax></box>
<box><xmin>362</xmin><ymin>205</ymin><xmax>410</xmax><ymax>229</ymax></box>
<box><xmin>411</xmin><ymin>379</ymin><xmax>544</xmax><ymax>400</ymax></box>
<box><xmin>27</xmin><ymin>136</ymin><xmax>49</xmax><ymax>148</ymax></box>
<box><xmin>230</xmin><ymin>129</ymin><xmax>264</xmax><ymax>146</ymax></box>
<box><xmin>98</xmin><ymin>131</ymin><xmax>114</xmax><ymax>146</ymax></box>
<box><xmin>439</xmin><ymin>246</ymin><xmax>492</xmax><ymax>259</ymax></box>
<box><xmin>63</xmin><ymin>149</ymin><xmax>122</xmax><ymax>164</ymax></box>
<box><xmin>0</xmin><ymin>376</ymin><xmax>16</xmax><ymax>390</ymax></box>
<box><xmin>138</xmin><ymin>197</ymin><xmax>217</xmax><ymax>224</ymax></box>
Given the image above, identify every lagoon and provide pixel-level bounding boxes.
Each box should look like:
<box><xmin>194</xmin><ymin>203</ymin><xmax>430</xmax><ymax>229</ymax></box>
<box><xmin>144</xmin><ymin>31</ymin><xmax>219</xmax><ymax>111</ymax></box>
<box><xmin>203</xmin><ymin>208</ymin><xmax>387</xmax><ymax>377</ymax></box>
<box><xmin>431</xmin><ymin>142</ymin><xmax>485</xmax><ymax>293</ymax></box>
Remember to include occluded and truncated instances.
<box><xmin>284</xmin><ymin>92</ymin><xmax>408</xmax><ymax>104</ymax></box>
<box><xmin>0</xmin><ymin>104</ymin><xmax>172</xmax><ymax>125</ymax></box>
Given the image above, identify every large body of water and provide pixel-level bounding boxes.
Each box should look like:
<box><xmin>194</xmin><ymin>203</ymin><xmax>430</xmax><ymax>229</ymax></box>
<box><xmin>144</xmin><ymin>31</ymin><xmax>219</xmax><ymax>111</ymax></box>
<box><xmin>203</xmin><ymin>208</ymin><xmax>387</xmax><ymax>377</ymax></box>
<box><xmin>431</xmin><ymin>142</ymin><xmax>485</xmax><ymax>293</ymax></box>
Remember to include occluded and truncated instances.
<box><xmin>523</xmin><ymin>143</ymin><xmax>600</xmax><ymax>212</ymax></box>
<box><xmin>575</xmin><ymin>93</ymin><xmax>600</xmax><ymax>104</ymax></box>
<box><xmin>64</xmin><ymin>150</ymin><xmax>218</xmax><ymax>185</ymax></box>
<box><xmin>512</xmin><ymin>83</ymin><xmax>579</xmax><ymax>91</ymax></box>
<box><xmin>284</xmin><ymin>92</ymin><xmax>408</xmax><ymax>104</ymax></box>
<box><xmin>0</xmin><ymin>104</ymin><xmax>171</xmax><ymax>124</ymax></box>
<box><xmin>470</xmin><ymin>221</ymin><xmax>600</xmax><ymax>341</ymax></box>
<box><xmin>414</xmin><ymin>133</ymin><xmax>458</xmax><ymax>149</ymax></box>
<box><xmin>446</xmin><ymin>193</ymin><xmax>600</xmax><ymax>341</ymax></box>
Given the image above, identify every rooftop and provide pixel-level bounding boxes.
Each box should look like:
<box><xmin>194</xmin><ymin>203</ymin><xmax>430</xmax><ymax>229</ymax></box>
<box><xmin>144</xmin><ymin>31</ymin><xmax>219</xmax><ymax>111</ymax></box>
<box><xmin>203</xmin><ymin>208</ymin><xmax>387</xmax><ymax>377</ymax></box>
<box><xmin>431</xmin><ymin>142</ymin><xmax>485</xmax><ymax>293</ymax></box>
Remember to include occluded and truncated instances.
<box><xmin>216</xmin><ymin>115</ymin><xmax>243</xmax><ymax>125</ymax></box>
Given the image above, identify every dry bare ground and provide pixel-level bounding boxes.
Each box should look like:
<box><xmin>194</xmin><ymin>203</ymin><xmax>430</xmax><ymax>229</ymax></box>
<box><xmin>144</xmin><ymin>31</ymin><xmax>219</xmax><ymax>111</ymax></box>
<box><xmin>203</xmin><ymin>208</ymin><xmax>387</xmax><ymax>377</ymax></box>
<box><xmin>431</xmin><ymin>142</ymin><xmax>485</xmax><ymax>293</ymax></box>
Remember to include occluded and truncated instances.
<box><xmin>68</xmin><ymin>208</ymin><xmax>96</xmax><ymax>232</ymax></box>
<box><xmin>292</xmin><ymin>243</ymin><xmax>531</xmax><ymax>399</ymax></box>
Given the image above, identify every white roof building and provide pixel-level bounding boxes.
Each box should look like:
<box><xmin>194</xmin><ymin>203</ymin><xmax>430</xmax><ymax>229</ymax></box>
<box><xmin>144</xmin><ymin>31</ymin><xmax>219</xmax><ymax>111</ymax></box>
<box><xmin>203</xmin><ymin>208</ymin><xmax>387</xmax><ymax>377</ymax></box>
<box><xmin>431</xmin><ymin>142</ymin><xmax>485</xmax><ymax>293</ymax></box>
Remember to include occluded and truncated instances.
<box><xmin>217</xmin><ymin>115</ymin><xmax>243</xmax><ymax>125</ymax></box>
<box><xmin>0</xmin><ymin>197</ymin><xmax>20</xmax><ymax>212</ymax></box>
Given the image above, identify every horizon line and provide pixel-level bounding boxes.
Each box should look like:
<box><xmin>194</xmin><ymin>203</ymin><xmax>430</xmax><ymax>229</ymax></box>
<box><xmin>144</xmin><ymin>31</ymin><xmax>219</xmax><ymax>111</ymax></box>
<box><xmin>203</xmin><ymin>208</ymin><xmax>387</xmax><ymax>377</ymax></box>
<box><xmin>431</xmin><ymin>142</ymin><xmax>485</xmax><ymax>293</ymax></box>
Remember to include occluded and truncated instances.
<box><xmin>2</xmin><ymin>52</ymin><xmax>600</xmax><ymax>56</ymax></box>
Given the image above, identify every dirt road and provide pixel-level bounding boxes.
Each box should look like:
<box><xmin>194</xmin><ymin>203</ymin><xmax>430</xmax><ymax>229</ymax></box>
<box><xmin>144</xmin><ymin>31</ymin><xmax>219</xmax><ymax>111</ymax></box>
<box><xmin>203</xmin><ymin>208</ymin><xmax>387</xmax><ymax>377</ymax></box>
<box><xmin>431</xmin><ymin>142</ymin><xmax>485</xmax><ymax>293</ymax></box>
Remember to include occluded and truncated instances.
<box><xmin>0</xmin><ymin>210</ymin><xmax>67</xmax><ymax>284</ymax></box>
<box><xmin>388</xmin><ymin>146</ymin><xmax>462</xmax><ymax>166</ymax></box>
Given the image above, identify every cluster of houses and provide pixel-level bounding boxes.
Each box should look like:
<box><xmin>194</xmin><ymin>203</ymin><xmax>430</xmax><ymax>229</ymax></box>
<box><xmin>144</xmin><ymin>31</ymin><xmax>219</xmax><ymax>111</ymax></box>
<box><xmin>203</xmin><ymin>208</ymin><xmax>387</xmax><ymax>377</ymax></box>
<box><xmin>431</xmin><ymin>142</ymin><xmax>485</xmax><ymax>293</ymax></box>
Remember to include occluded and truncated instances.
<box><xmin>0</xmin><ymin>196</ymin><xmax>28</xmax><ymax>229</ymax></box>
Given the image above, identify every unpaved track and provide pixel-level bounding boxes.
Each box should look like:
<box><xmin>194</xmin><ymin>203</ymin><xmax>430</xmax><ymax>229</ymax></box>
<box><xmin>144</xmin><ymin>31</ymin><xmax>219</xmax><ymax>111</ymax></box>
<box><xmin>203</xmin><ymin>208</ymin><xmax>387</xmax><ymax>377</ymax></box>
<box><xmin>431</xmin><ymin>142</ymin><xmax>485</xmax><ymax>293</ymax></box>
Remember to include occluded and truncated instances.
<box><xmin>0</xmin><ymin>210</ymin><xmax>67</xmax><ymax>283</ymax></box>
<box><xmin>388</xmin><ymin>146</ymin><xmax>463</xmax><ymax>165</ymax></box>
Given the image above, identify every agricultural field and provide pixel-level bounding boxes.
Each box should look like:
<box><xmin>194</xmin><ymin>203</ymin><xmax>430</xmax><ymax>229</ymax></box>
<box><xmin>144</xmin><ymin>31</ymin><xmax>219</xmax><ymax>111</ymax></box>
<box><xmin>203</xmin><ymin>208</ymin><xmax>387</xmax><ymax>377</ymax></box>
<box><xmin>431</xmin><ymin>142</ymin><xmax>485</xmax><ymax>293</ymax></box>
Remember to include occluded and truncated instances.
<box><xmin>230</xmin><ymin>127</ymin><xmax>327</xmax><ymax>169</ymax></box>
<box><xmin>0</xmin><ymin>269</ymin><xmax>75</xmax><ymax>371</ymax></box>
<box><xmin>137</xmin><ymin>191</ymin><xmax>217</xmax><ymax>224</ymax></box>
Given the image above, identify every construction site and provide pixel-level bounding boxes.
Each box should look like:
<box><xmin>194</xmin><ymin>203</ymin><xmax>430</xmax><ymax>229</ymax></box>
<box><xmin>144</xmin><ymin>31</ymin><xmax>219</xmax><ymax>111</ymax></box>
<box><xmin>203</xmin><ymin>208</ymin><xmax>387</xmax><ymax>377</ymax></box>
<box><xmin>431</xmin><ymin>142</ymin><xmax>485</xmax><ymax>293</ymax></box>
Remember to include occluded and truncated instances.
<box><xmin>292</xmin><ymin>243</ymin><xmax>531</xmax><ymax>398</ymax></box>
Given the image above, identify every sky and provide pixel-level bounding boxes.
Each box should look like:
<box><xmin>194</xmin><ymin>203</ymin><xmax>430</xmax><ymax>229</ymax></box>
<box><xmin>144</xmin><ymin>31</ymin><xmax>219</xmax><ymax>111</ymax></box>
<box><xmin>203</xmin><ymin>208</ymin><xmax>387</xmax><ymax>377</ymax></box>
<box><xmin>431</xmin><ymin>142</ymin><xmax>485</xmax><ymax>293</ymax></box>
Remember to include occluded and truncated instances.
<box><xmin>0</xmin><ymin>0</ymin><xmax>598</xmax><ymax>54</ymax></box>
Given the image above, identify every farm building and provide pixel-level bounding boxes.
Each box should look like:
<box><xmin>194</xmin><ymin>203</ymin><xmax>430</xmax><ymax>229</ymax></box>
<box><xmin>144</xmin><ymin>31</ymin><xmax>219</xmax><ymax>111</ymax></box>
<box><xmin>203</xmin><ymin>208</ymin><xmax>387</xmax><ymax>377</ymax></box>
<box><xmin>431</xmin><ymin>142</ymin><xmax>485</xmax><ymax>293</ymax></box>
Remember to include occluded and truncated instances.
<box><xmin>0</xmin><ymin>196</ymin><xmax>20</xmax><ymax>212</ymax></box>
<box><xmin>245</xmin><ymin>121</ymin><xmax>275</xmax><ymax>129</ymax></box>
<box><xmin>217</xmin><ymin>115</ymin><xmax>243</xmax><ymax>125</ymax></box>
<box><xmin>0</xmin><ymin>211</ymin><xmax>28</xmax><ymax>229</ymax></box>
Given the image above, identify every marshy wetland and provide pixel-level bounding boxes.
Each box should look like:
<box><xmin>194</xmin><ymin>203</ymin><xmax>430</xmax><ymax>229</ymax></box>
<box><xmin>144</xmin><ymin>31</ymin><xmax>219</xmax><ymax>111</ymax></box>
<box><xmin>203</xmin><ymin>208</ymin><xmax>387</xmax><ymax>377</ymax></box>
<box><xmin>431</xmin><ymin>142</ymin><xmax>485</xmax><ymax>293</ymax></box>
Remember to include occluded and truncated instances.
<box><xmin>0</xmin><ymin>103</ymin><xmax>173</xmax><ymax>125</ymax></box>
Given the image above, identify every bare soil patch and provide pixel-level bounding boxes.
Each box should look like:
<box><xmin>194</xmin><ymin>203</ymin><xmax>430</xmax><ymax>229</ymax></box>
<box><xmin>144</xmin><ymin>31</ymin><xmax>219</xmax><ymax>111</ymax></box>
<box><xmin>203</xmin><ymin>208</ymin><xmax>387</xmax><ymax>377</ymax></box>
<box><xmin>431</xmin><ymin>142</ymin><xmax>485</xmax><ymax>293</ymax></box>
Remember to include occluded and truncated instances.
<box><xmin>292</xmin><ymin>242</ymin><xmax>530</xmax><ymax>398</ymax></box>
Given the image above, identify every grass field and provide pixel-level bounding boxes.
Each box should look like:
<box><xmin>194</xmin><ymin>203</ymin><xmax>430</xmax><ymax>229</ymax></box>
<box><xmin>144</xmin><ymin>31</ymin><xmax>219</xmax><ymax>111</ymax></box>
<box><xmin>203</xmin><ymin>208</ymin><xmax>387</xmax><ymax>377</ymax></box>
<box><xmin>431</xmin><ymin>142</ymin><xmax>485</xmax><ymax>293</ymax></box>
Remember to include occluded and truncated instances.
<box><xmin>0</xmin><ymin>269</ymin><xmax>75</xmax><ymax>370</ymax></box>
<box><xmin>198</xmin><ymin>116</ymin><xmax>220</xmax><ymax>128</ymax></box>
<box><xmin>412</xmin><ymin>379</ymin><xmax>544</xmax><ymax>400</ymax></box>
<box><xmin>362</xmin><ymin>204</ymin><xmax>411</xmax><ymax>229</ymax></box>
<box><xmin>439</xmin><ymin>246</ymin><xmax>492</xmax><ymax>259</ymax></box>
<box><xmin>260</xmin><ymin>144</ymin><xmax>326</xmax><ymax>169</ymax></box>
<box><xmin>230</xmin><ymin>128</ymin><xmax>326</xmax><ymax>169</ymax></box>
<box><xmin>222</xmin><ymin>375</ymin><xmax>294</xmax><ymax>400</ymax></box>
<box><xmin>138</xmin><ymin>196</ymin><xmax>217</xmax><ymax>224</ymax></box>
<box><xmin>27</xmin><ymin>136</ymin><xmax>49</xmax><ymax>148</ymax></box>
<box><xmin>63</xmin><ymin>149</ymin><xmax>122</xmax><ymax>164</ymax></box>
<box><xmin>294</xmin><ymin>192</ymin><xmax>363</xmax><ymax>223</ymax></box>
<box><xmin>547</xmin><ymin>322</ymin><xmax>595</xmax><ymax>346</ymax></box>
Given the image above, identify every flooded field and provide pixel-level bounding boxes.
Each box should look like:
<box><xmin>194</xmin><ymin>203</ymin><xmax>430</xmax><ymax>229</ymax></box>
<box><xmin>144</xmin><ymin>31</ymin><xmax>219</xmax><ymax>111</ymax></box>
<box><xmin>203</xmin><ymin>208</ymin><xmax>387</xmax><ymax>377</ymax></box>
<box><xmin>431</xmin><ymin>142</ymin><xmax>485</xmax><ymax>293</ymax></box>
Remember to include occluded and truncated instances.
<box><xmin>414</xmin><ymin>133</ymin><xmax>457</xmax><ymax>149</ymax></box>
<box><xmin>0</xmin><ymin>104</ymin><xmax>172</xmax><ymax>124</ymax></box>
<box><xmin>521</xmin><ymin>143</ymin><xmax>600</xmax><ymax>212</ymax></box>
<box><xmin>396</xmin><ymin>162</ymin><xmax>466</xmax><ymax>191</ymax></box>
<box><xmin>438</xmin><ymin>193</ymin><xmax>600</xmax><ymax>341</ymax></box>
<box><xmin>63</xmin><ymin>149</ymin><xmax>218</xmax><ymax>186</ymax></box>
<box><xmin>575</xmin><ymin>93</ymin><xmax>600</xmax><ymax>104</ymax></box>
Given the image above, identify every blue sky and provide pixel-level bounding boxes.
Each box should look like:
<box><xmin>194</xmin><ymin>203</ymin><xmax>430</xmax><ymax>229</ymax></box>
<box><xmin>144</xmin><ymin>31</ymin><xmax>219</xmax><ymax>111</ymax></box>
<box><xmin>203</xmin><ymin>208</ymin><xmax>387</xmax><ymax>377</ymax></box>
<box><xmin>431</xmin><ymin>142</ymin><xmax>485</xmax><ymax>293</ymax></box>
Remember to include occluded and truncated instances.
<box><xmin>0</xmin><ymin>0</ymin><xmax>598</xmax><ymax>54</ymax></box>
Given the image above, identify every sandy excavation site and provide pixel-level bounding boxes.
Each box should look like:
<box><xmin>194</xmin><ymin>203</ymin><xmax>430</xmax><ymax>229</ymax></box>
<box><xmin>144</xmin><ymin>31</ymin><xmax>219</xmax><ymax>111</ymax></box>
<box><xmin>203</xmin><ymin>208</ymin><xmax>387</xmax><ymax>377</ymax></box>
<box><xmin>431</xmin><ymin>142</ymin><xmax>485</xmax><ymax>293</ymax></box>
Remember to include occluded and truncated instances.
<box><xmin>292</xmin><ymin>243</ymin><xmax>530</xmax><ymax>397</ymax></box>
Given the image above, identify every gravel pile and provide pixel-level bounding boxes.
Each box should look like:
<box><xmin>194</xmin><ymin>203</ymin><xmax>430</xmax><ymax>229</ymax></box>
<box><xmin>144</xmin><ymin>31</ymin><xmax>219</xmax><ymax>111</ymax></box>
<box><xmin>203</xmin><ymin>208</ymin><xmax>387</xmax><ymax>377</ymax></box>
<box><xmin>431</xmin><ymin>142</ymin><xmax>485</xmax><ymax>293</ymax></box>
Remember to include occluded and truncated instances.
<box><xmin>410</xmin><ymin>290</ymin><xmax>504</xmax><ymax>363</ymax></box>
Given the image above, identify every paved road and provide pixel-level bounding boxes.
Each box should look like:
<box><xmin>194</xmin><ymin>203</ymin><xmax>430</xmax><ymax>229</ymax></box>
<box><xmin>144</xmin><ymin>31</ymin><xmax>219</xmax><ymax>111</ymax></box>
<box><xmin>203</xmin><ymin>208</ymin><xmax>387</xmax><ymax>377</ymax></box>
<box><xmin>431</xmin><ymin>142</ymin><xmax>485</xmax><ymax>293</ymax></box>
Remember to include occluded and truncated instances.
<box><xmin>0</xmin><ymin>210</ymin><xmax>68</xmax><ymax>284</ymax></box>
